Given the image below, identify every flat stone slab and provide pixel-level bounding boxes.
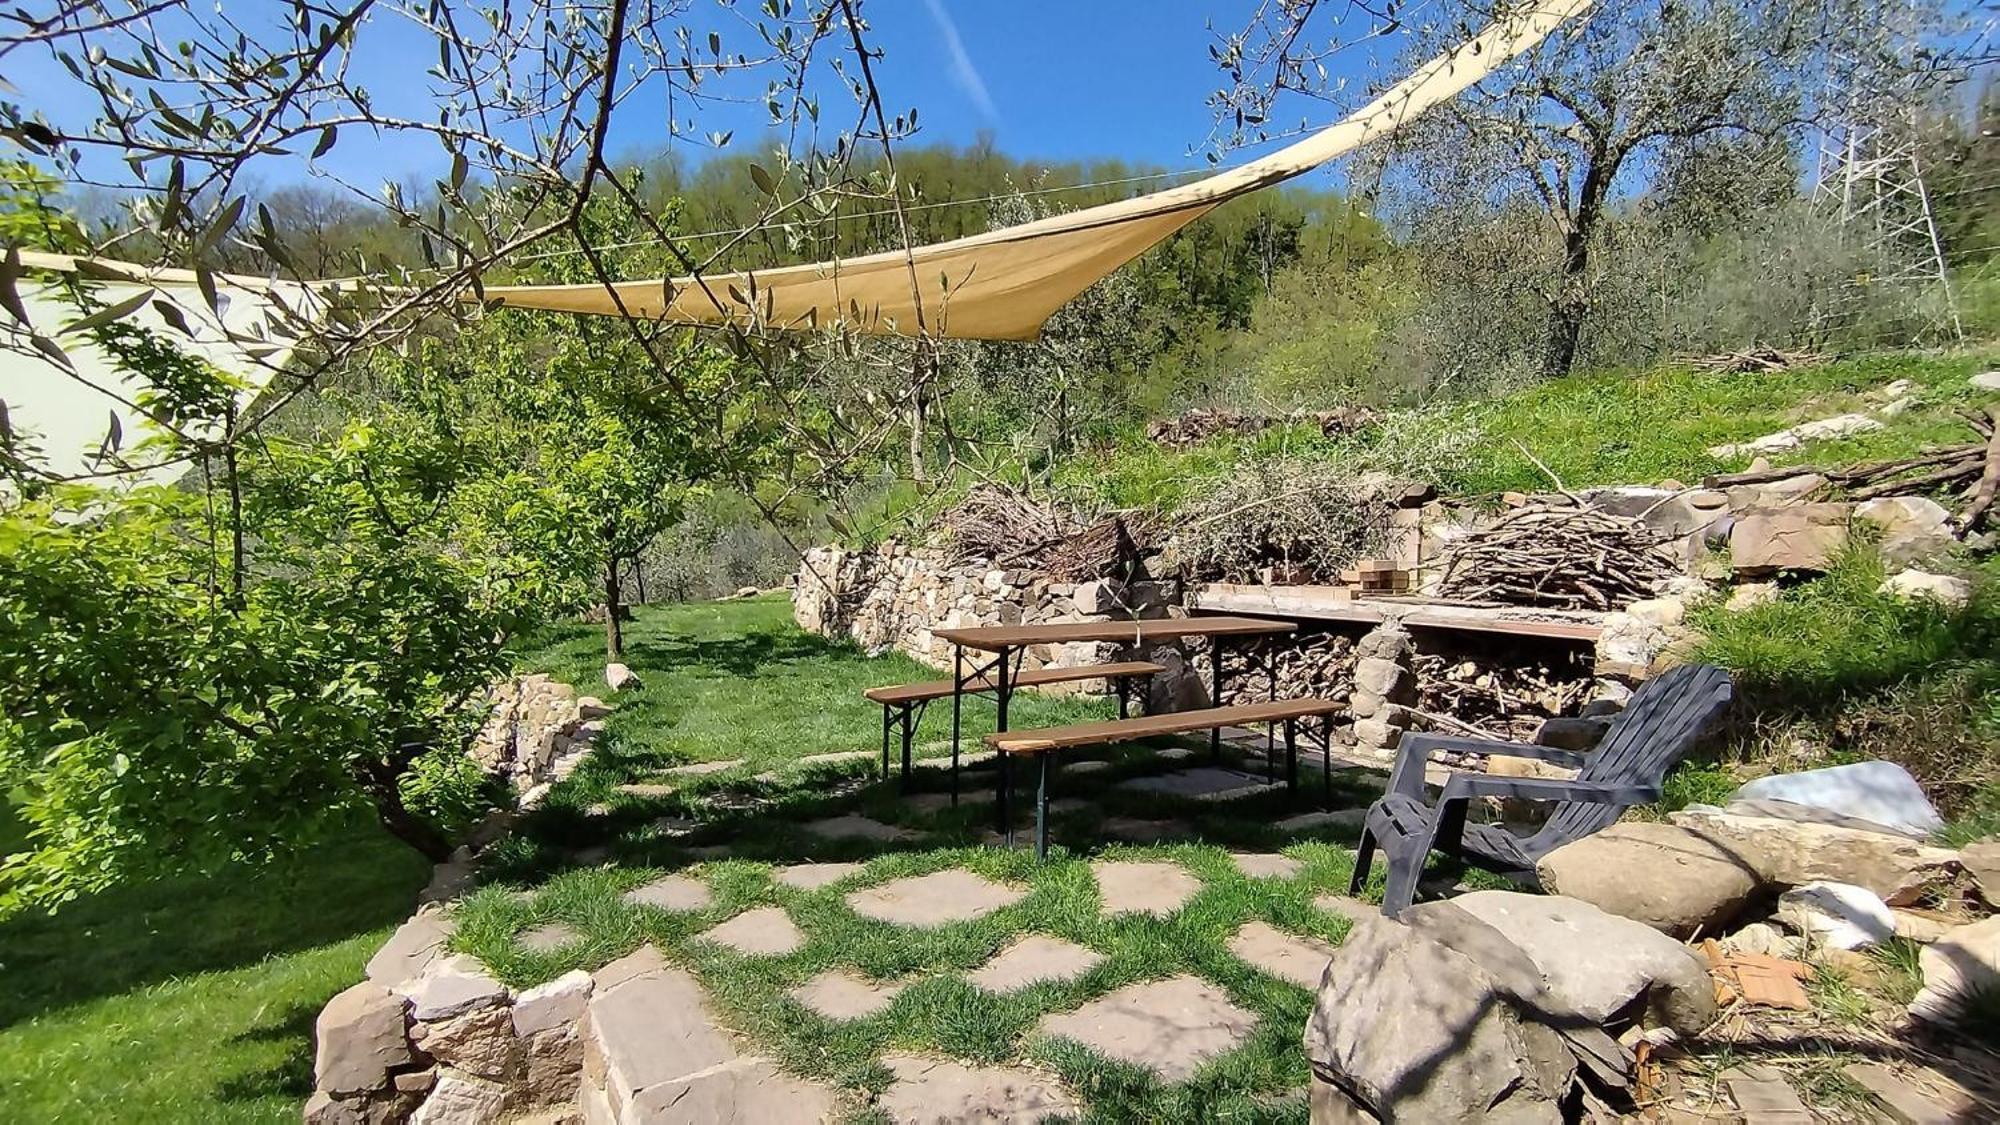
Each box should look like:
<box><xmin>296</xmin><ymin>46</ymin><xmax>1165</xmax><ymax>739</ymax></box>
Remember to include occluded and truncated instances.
<box><xmin>914</xmin><ymin>749</ymin><xmax>997</xmax><ymax>769</ymax></box>
<box><xmin>615</xmin><ymin>782</ymin><xmax>677</xmax><ymax>799</ymax></box>
<box><xmin>697</xmin><ymin>906</ymin><xmax>805</xmax><ymax>957</ymax></box>
<box><xmin>968</xmin><ymin>935</ymin><xmax>1104</xmax><ymax>993</ymax></box>
<box><xmin>879</xmin><ymin>1053</ymin><xmax>1080</xmax><ymax>1124</ymax></box>
<box><xmin>1048</xmin><ymin>798</ymin><xmax>1092</xmax><ymax>816</ymax></box>
<box><xmin>846</xmin><ymin>869</ymin><xmax>1026</xmax><ymax>927</ymax></box>
<box><xmin>1313</xmin><ymin>894</ymin><xmax>1377</xmax><ymax>925</ymax></box>
<box><xmin>1102</xmin><ymin>817</ymin><xmax>1192</xmax><ymax>843</ymax></box>
<box><xmin>789</xmin><ymin>969</ymin><xmax>905</xmax><ymax>1020</ymax></box>
<box><xmin>1230</xmin><ymin>852</ymin><xmax>1304</xmax><ymax>880</ymax></box>
<box><xmin>1276</xmin><ymin>808</ymin><xmax>1367</xmax><ymax>832</ymax></box>
<box><xmin>1117</xmin><ymin>767</ymin><xmax>1281</xmax><ymax>801</ymax></box>
<box><xmin>518</xmin><ymin>922</ymin><xmax>583</xmax><ymax>953</ymax></box>
<box><xmin>803</xmin><ymin>815</ymin><xmax>916</xmax><ymax>842</ymax></box>
<box><xmin>649</xmin><ymin>816</ymin><xmax>698</xmax><ymax>837</ymax></box>
<box><xmin>796</xmin><ymin>749</ymin><xmax>876</xmax><ymax>768</ymax></box>
<box><xmin>626</xmin><ymin>1056</ymin><xmax>840</xmax><ymax>1121</ymax></box>
<box><xmin>770</xmin><ymin>862</ymin><xmax>863</xmax><ymax>891</ymax></box>
<box><xmin>659</xmin><ymin>759</ymin><xmax>744</xmax><ymax>777</ymax></box>
<box><xmin>1064</xmin><ymin>760</ymin><xmax>1112</xmax><ymax>775</ymax></box>
<box><xmin>1036</xmin><ymin>975</ymin><xmax>1259</xmax><ymax>1083</ymax></box>
<box><xmin>1228</xmin><ymin>921</ymin><xmax>1337</xmax><ymax>989</ymax></box>
<box><xmin>905</xmin><ymin>790</ymin><xmax>996</xmax><ymax>814</ymax></box>
<box><xmin>1155</xmin><ymin>746</ymin><xmax>1197</xmax><ymax>763</ymax></box>
<box><xmin>624</xmin><ymin>873</ymin><xmax>714</xmax><ymax>912</ymax></box>
<box><xmin>366</xmin><ymin>910</ymin><xmax>455</xmax><ymax>988</ymax></box>
<box><xmin>1092</xmin><ymin>860</ymin><xmax>1200</xmax><ymax>917</ymax></box>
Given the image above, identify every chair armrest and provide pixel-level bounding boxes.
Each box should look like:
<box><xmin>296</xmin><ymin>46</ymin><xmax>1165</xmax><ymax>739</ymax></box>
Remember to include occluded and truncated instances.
<box><xmin>1400</xmin><ymin>732</ymin><xmax>1587</xmax><ymax>770</ymax></box>
<box><xmin>1438</xmin><ymin>774</ymin><xmax>1661</xmax><ymax>805</ymax></box>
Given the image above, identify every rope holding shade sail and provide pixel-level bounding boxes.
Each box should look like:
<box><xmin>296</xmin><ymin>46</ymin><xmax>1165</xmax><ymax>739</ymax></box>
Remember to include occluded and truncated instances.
<box><xmin>478</xmin><ymin>0</ymin><xmax>1594</xmax><ymax>340</ymax></box>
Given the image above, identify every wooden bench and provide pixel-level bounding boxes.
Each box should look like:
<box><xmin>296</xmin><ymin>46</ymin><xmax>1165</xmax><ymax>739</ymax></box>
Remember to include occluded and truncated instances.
<box><xmin>984</xmin><ymin>697</ymin><xmax>1344</xmax><ymax>859</ymax></box>
<box><xmin>863</xmin><ymin>661</ymin><xmax>1164</xmax><ymax>789</ymax></box>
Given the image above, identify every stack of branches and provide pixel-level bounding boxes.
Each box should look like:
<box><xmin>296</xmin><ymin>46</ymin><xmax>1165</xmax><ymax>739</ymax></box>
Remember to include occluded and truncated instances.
<box><xmin>1040</xmin><ymin>512</ymin><xmax>1157</xmax><ymax>583</ymax></box>
<box><xmin>937</xmin><ymin>485</ymin><xmax>1082</xmax><ymax>566</ymax></box>
<box><xmin>1438</xmin><ymin>502</ymin><xmax>1682</xmax><ymax>608</ymax></box>
<box><xmin>1167</xmin><ymin>459</ymin><xmax>1392</xmax><ymax>583</ymax></box>
<box><xmin>1215</xmin><ymin>632</ymin><xmax>1357</xmax><ymax>705</ymax></box>
<box><xmin>1704</xmin><ymin>407</ymin><xmax>2000</xmax><ymax>532</ymax></box>
<box><xmin>1145</xmin><ymin>406</ymin><xmax>1379</xmax><ymax>450</ymax></box>
<box><xmin>1684</xmin><ymin>346</ymin><xmax>1832</xmax><ymax>374</ymax></box>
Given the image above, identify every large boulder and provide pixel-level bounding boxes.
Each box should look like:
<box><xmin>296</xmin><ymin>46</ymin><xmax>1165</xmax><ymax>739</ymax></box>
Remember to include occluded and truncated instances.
<box><xmin>1304</xmin><ymin>905</ymin><xmax>1583</xmax><ymax>1123</ymax></box>
<box><xmin>1729</xmin><ymin>503</ymin><xmax>1851</xmax><ymax>575</ymax></box>
<box><xmin>1908</xmin><ymin>915</ymin><xmax>2000</xmax><ymax>1025</ymax></box>
<box><xmin>1535</xmin><ymin>822</ymin><xmax>1762</xmax><ymax>938</ymax></box>
<box><xmin>1449</xmin><ymin>891</ymin><xmax>1716</xmax><ymax>1034</ymax></box>
<box><xmin>1730</xmin><ymin>761</ymin><xmax>1944</xmax><ymax>839</ymax></box>
<box><xmin>1668</xmin><ymin>808</ymin><xmax>1960</xmax><ymax>905</ymax></box>
<box><xmin>1855</xmin><ymin>496</ymin><xmax>1956</xmax><ymax>565</ymax></box>
<box><xmin>1879</xmin><ymin>569</ymin><xmax>1974</xmax><ymax>610</ymax></box>
<box><xmin>314</xmin><ymin>982</ymin><xmax>414</xmax><ymax>1096</ymax></box>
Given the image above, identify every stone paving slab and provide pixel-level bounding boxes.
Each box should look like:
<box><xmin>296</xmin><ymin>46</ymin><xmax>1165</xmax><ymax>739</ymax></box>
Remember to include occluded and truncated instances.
<box><xmin>904</xmin><ymin>790</ymin><xmax>997</xmax><ymax>815</ymax></box>
<box><xmin>1230</xmin><ymin>852</ymin><xmax>1304</xmax><ymax>880</ymax></box>
<box><xmin>518</xmin><ymin>922</ymin><xmax>583</xmax><ymax>953</ymax></box>
<box><xmin>1313</xmin><ymin>894</ymin><xmax>1378</xmax><ymax>925</ymax></box>
<box><xmin>1276</xmin><ymin>808</ymin><xmax>1367</xmax><ymax>833</ymax></box>
<box><xmin>1036</xmin><ymin>975</ymin><xmax>1259</xmax><ymax>1083</ymax></box>
<box><xmin>846</xmin><ymin>869</ymin><xmax>1026</xmax><ymax>928</ymax></box>
<box><xmin>803</xmin><ymin>815</ymin><xmax>916</xmax><ymax>842</ymax></box>
<box><xmin>615</xmin><ymin>782</ymin><xmax>677</xmax><ymax>799</ymax></box>
<box><xmin>1117</xmin><ymin>767</ymin><xmax>1281</xmax><ymax>801</ymax></box>
<box><xmin>626</xmin><ymin>1056</ymin><xmax>840</xmax><ymax>1122</ymax></box>
<box><xmin>1227</xmin><ymin>921</ymin><xmax>1337</xmax><ymax>989</ymax></box>
<box><xmin>878</xmin><ymin>1053</ymin><xmax>1080</xmax><ymax>1124</ymax></box>
<box><xmin>968</xmin><ymin>934</ymin><xmax>1104</xmax><ymax>993</ymax></box>
<box><xmin>697</xmin><ymin>906</ymin><xmax>805</xmax><ymax>957</ymax></box>
<box><xmin>913</xmin><ymin>749</ymin><xmax>998</xmax><ymax>770</ymax></box>
<box><xmin>1102</xmin><ymin>817</ymin><xmax>1193</xmax><ymax>844</ymax></box>
<box><xmin>796</xmin><ymin>750</ymin><xmax>877</xmax><ymax>768</ymax></box>
<box><xmin>773</xmin><ymin>861</ymin><xmax>866</xmax><ymax>890</ymax></box>
<box><xmin>659</xmin><ymin>759</ymin><xmax>744</xmax><ymax>777</ymax></box>
<box><xmin>789</xmin><ymin>969</ymin><xmax>906</xmax><ymax>1020</ymax></box>
<box><xmin>1155</xmin><ymin>746</ymin><xmax>1198</xmax><ymax>762</ymax></box>
<box><xmin>1092</xmin><ymin>860</ymin><xmax>1200</xmax><ymax>917</ymax></box>
<box><xmin>1063</xmin><ymin>759</ymin><xmax>1112</xmax><ymax>775</ymax></box>
<box><xmin>624</xmin><ymin>874</ymin><xmax>714</xmax><ymax>912</ymax></box>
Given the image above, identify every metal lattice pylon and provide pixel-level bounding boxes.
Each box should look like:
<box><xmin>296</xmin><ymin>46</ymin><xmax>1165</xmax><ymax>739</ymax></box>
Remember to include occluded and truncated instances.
<box><xmin>1811</xmin><ymin>116</ymin><xmax>1964</xmax><ymax>338</ymax></box>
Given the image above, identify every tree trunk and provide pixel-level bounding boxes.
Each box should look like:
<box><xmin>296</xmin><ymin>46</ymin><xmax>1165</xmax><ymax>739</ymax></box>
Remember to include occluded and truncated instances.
<box><xmin>1541</xmin><ymin>149</ymin><xmax>1617</xmax><ymax>380</ymax></box>
<box><xmin>604</xmin><ymin>554</ymin><xmax>624</xmax><ymax>659</ymax></box>
<box><xmin>363</xmin><ymin>765</ymin><xmax>455</xmax><ymax>863</ymax></box>
<box><xmin>633</xmin><ymin>551</ymin><xmax>647</xmax><ymax>605</ymax></box>
<box><xmin>908</xmin><ymin>388</ymin><xmax>927</xmax><ymax>481</ymax></box>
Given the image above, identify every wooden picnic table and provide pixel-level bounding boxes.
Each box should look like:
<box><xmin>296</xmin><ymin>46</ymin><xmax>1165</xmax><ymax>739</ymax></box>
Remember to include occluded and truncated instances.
<box><xmin>932</xmin><ymin>615</ymin><xmax>1297</xmax><ymax>822</ymax></box>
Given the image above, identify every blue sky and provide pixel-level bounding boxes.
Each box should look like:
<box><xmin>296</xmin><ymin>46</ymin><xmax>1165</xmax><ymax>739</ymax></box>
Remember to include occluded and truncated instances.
<box><xmin>8</xmin><ymin>1</ymin><xmax>1380</xmax><ymax>193</ymax></box>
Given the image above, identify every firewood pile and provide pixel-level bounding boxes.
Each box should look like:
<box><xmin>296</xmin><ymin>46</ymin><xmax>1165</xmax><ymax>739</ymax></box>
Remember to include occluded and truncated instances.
<box><xmin>1705</xmin><ymin>406</ymin><xmax>2000</xmax><ymax>532</ymax></box>
<box><xmin>1413</xmin><ymin>652</ymin><xmax>1593</xmax><ymax>742</ymax></box>
<box><xmin>1684</xmin><ymin>346</ymin><xmax>1831</xmax><ymax>374</ymax></box>
<box><xmin>1213</xmin><ymin>632</ymin><xmax>1357</xmax><ymax>706</ymax></box>
<box><xmin>1436</xmin><ymin>502</ymin><xmax>1682</xmax><ymax>609</ymax></box>
<box><xmin>1145</xmin><ymin>406</ymin><xmax>1378</xmax><ymax>449</ymax></box>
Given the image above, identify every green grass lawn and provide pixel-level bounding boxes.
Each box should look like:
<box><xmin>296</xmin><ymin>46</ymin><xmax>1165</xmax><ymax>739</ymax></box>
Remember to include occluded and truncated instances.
<box><xmin>448</xmin><ymin>595</ymin><xmax>1388</xmax><ymax>1120</ymax></box>
<box><xmin>0</xmin><ymin>818</ymin><xmax>428</xmax><ymax>1122</ymax></box>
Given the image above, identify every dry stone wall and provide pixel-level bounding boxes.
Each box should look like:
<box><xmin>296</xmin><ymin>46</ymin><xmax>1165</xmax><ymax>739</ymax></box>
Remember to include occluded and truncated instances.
<box><xmin>467</xmin><ymin>674</ymin><xmax>611</xmax><ymax>809</ymax></box>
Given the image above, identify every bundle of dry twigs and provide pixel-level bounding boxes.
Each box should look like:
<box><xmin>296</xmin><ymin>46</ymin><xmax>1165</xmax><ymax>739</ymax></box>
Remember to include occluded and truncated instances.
<box><xmin>1437</xmin><ymin>503</ymin><xmax>1682</xmax><ymax>608</ymax></box>
<box><xmin>1684</xmin><ymin>346</ymin><xmax>1832</xmax><ymax>374</ymax></box>
<box><xmin>937</xmin><ymin>485</ymin><xmax>1081</xmax><ymax>565</ymax></box>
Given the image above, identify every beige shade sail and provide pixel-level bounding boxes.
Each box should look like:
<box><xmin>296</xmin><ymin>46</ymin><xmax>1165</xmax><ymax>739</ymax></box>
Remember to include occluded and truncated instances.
<box><xmin>480</xmin><ymin>0</ymin><xmax>1593</xmax><ymax>340</ymax></box>
<box><xmin>13</xmin><ymin>0</ymin><xmax>1590</xmax><ymax>343</ymax></box>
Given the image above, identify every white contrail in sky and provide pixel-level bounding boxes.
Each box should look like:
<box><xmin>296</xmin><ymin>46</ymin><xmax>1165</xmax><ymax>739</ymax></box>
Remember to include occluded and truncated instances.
<box><xmin>921</xmin><ymin>0</ymin><xmax>998</xmax><ymax>122</ymax></box>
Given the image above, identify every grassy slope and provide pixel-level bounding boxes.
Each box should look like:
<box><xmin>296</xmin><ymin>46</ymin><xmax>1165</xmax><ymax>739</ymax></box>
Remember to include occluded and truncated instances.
<box><xmin>0</xmin><ymin>820</ymin><xmax>427</xmax><ymax>1122</ymax></box>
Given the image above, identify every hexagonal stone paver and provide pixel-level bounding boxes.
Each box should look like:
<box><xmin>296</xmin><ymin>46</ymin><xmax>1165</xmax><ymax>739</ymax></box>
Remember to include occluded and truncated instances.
<box><xmin>697</xmin><ymin>906</ymin><xmax>804</xmax><ymax>957</ymax></box>
<box><xmin>878</xmin><ymin>1053</ymin><xmax>1079</xmax><ymax>1123</ymax></box>
<box><xmin>660</xmin><ymin>759</ymin><xmax>743</xmax><ymax>777</ymax></box>
<box><xmin>789</xmin><ymin>969</ymin><xmax>905</xmax><ymax>1020</ymax></box>
<box><xmin>845</xmin><ymin>869</ymin><xmax>1026</xmax><ymax>928</ymax></box>
<box><xmin>1227</xmin><ymin>921</ymin><xmax>1337</xmax><ymax>989</ymax></box>
<box><xmin>623</xmin><ymin>873</ymin><xmax>713</xmax><ymax>912</ymax></box>
<box><xmin>518</xmin><ymin>922</ymin><xmax>582</xmax><ymax>952</ymax></box>
<box><xmin>1230</xmin><ymin>852</ymin><xmax>1303</xmax><ymax>880</ymax></box>
<box><xmin>968</xmin><ymin>935</ymin><xmax>1104</xmax><ymax>993</ymax></box>
<box><xmin>1117</xmin><ymin>768</ymin><xmax>1280</xmax><ymax>801</ymax></box>
<box><xmin>804</xmin><ymin>815</ymin><xmax>916</xmax><ymax>842</ymax></box>
<box><xmin>1091</xmin><ymin>860</ymin><xmax>1200</xmax><ymax>917</ymax></box>
<box><xmin>1036</xmin><ymin>975</ymin><xmax>1258</xmax><ymax>1083</ymax></box>
<box><xmin>773</xmin><ymin>862</ymin><xmax>864</xmax><ymax>890</ymax></box>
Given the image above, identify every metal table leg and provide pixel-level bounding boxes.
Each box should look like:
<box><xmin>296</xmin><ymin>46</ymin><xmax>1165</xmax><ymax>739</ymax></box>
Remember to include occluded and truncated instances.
<box><xmin>995</xmin><ymin>645</ymin><xmax>1013</xmax><ymax>837</ymax></box>
<box><xmin>1284</xmin><ymin>717</ymin><xmax>1298</xmax><ymax>794</ymax></box>
<box><xmin>880</xmin><ymin>704</ymin><xmax>892</xmax><ymax>781</ymax></box>
<box><xmin>1034</xmin><ymin>752</ymin><xmax>1051</xmax><ymax>862</ymax></box>
<box><xmin>950</xmin><ymin>645</ymin><xmax>964</xmax><ymax>805</ymax></box>
<box><xmin>1210</xmin><ymin>637</ymin><xmax>1225</xmax><ymax>761</ymax></box>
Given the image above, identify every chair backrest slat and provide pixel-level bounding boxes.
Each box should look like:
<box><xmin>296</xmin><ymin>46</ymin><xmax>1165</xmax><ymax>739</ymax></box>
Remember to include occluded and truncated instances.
<box><xmin>1537</xmin><ymin>664</ymin><xmax>1733</xmax><ymax>848</ymax></box>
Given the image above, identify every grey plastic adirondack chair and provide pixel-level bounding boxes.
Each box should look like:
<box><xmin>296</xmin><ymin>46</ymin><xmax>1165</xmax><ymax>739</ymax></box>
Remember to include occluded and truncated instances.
<box><xmin>1349</xmin><ymin>663</ymin><xmax>1734</xmax><ymax>917</ymax></box>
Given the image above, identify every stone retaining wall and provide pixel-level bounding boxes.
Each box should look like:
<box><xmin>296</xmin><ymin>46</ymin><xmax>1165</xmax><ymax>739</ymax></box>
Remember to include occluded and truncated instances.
<box><xmin>467</xmin><ymin>674</ymin><xmax>611</xmax><ymax>810</ymax></box>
